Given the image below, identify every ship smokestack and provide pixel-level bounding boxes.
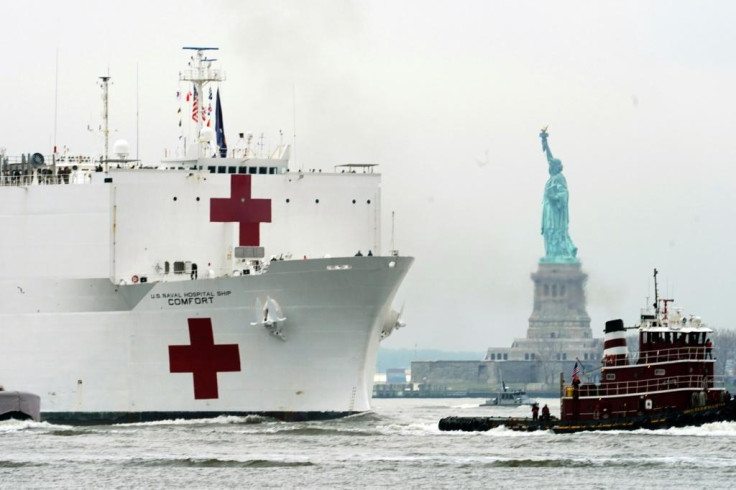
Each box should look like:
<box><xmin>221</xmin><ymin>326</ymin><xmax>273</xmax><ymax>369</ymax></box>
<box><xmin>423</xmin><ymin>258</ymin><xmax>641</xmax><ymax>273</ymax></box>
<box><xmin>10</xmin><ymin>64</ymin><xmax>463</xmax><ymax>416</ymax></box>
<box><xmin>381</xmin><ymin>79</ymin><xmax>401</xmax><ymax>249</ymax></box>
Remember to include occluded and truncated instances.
<box><xmin>603</xmin><ymin>319</ymin><xmax>628</xmax><ymax>366</ymax></box>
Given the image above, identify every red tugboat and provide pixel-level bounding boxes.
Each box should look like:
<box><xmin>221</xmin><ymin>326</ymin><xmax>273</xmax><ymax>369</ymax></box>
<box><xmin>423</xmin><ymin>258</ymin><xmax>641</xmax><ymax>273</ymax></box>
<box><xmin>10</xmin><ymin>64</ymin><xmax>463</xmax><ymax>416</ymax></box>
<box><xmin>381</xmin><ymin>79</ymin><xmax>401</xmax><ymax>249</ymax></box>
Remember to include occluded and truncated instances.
<box><xmin>438</xmin><ymin>269</ymin><xmax>736</xmax><ymax>433</ymax></box>
<box><xmin>555</xmin><ymin>269</ymin><xmax>734</xmax><ymax>433</ymax></box>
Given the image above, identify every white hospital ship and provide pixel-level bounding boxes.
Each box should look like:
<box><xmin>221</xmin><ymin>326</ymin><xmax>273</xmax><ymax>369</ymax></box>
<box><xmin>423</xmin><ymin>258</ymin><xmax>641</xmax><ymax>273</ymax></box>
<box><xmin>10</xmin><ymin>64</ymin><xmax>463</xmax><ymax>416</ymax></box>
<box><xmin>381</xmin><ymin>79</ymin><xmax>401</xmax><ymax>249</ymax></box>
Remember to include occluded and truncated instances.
<box><xmin>0</xmin><ymin>47</ymin><xmax>412</xmax><ymax>422</ymax></box>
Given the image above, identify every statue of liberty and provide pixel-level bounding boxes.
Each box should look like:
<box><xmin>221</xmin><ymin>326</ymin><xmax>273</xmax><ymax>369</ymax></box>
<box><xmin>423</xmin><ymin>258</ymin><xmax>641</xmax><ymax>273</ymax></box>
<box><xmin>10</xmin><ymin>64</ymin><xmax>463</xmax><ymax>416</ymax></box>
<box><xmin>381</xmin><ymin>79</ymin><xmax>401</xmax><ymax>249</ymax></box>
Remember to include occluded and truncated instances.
<box><xmin>539</xmin><ymin>127</ymin><xmax>578</xmax><ymax>263</ymax></box>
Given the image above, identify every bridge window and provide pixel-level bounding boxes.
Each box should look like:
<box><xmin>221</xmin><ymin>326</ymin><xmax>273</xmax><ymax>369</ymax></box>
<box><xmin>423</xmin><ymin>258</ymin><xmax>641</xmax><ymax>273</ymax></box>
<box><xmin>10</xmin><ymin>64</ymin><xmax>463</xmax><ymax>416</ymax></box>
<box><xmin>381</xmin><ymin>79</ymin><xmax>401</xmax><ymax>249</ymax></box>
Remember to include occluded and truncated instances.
<box><xmin>544</xmin><ymin>284</ymin><xmax>549</xmax><ymax>296</ymax></box>
<box><xmin>654</xmin><ymin>369</ymin><xmax>665</xmax><ymax>376</ymax></box>
<box><xmin>238</xmin><ymin>166</ymin><xmax>247</xmax><ymax>174</ymax></box>
<box><xmin>552</xmin><ymin>284</ymin><xmax>557</xmax><ymax>297</ymax></box>
<box><xmin>606</xmin><ymin>373</ymin><xmax>616</xmax><ymax>381</ymax></box>
<box><xmin>249</xmin><ymin>166</ymin><xmax>257</xmax><ymax>174</ymax></box>
<box><xmin>560</xmin><ymin>285</ymin><xmax>565</xmax><ymax>296</ymax></box>
<box><xmin>490</xmin><ymin>353</ymin><xmax>495</xmax><ymax>360</ymax></box>
<box><xmin>207</xmin><ymin>166</ymin><xmax>216</xmax><ymax>173</ymax></box>
<box><xmin>228</xmin><ymin>166</ymin><xmax>236</xmax><ymax>174</ymax></box>
<box><xmin>259</xmin><ymin>167</ymin><xmax>267</xmax><ymax>174</ymax></box>
<box><xmin>164</xmin><ymin>261</ymin><xmax>170</xmax><ymax>274</ymax></box>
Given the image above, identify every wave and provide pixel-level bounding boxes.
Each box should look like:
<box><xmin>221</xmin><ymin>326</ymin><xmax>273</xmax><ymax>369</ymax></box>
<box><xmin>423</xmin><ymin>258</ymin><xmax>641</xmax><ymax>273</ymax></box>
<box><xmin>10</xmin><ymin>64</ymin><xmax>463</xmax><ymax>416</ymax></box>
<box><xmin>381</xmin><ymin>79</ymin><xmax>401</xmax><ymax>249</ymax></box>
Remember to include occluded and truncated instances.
<box><xmin>261</xmin><ymin>426</ymin><xmax>382</xmax><ymax>437</ymax></box>
<box><xmin>0</xmin><ymin>460</ymin><xmax>44</xmax><ymax>468</ymax></box>
<box><xmin>0</xmin><ymin>419</ymin><xmax>73</xmax><ymax>433</ymax></box>
<box><xmin>113</xmin><ymin>414</ymin><xmax>273</xmax><ymax>427</ymax></box>
<box><xmin>126</xmin><ymin>457</ymin><xmax>314</xmax><ymax>468</ymax></box>
<box><xmin>568</xmin><ymin>420</ymin><xmax>736</xmax><ymax>438</ymax></box>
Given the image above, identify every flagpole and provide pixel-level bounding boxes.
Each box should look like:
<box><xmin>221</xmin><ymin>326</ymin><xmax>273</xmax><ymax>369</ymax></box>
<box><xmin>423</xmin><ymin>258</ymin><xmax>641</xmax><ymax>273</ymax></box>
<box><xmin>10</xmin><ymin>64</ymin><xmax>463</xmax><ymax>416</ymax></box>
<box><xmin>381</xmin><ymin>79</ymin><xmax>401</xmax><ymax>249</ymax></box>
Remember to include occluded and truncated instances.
<box><xmin>53</xmin><ymin>47</ymin><xmax>59</xmax><ymax>174</ymax></box>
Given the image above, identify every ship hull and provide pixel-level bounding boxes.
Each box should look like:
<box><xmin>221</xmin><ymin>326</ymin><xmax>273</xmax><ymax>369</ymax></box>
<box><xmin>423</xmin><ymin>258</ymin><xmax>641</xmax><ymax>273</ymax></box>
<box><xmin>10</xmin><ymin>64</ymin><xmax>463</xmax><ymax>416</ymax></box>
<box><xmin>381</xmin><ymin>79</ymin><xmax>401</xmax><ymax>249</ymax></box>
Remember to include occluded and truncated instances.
<box><xmin>0</xmin><ymin>256</ymin><xmax>412</xmax><ymax>422</ymax></box>
<box><xmin>553</xmin><ymin>399</ymin><xmax>736</xmax><ymax>433</ymax></box>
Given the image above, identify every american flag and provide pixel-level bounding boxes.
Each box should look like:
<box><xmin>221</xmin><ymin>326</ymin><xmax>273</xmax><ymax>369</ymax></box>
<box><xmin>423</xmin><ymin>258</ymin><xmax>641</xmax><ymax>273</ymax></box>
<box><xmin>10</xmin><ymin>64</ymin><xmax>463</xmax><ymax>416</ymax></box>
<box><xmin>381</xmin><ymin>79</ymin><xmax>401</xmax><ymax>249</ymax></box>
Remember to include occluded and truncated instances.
<box><xmin>571</xmin><ymin>361</ymin><xmax>580</xmax><ymax>378</ymax></box>
<box><xmin>191</xmin><ymin>85</ymin><xmax>199</xmax><ymax>122</ymax></box>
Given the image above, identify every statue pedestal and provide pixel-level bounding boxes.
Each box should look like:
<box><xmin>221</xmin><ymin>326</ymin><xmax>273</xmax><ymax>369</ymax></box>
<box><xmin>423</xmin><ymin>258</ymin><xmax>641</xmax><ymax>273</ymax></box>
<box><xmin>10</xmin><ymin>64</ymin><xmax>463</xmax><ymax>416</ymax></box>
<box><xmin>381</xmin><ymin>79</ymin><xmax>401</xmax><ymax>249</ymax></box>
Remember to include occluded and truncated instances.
<box><xmin>527</xmin><ymin>261</ymin><xmax>591</xmax><ymax>340</ymax></box>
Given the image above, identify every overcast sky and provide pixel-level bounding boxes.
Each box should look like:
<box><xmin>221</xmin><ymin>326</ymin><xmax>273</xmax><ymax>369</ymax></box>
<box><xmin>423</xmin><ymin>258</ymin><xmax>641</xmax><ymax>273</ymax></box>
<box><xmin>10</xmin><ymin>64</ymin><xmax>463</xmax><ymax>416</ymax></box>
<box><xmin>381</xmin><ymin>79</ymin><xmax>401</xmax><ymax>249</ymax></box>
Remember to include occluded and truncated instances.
<box><xmin>3</xmin><ymin>1</ymin><xmax>735</xmax><ymax>351</ymax></box>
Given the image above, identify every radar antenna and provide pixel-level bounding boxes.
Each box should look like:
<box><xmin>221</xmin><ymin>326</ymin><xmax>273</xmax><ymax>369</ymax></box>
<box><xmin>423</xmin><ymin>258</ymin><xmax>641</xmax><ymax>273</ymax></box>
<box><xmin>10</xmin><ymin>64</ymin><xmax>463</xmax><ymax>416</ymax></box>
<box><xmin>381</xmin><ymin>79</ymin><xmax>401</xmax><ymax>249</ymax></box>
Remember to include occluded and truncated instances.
<box><xmin>179</xmin><ymin>47</ymin><xmax>226</xmax><ymax>158</ymax></box>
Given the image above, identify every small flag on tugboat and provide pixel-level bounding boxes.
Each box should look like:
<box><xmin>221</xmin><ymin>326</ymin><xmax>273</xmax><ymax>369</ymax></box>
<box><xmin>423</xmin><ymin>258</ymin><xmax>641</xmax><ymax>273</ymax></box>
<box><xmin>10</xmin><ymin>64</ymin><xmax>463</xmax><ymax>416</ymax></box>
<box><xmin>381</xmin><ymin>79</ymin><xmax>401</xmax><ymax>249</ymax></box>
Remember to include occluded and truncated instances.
<box><xmin>571</xmin><ymin>361</ymin><xmax>580</xmax><ymax>379</ymax></box>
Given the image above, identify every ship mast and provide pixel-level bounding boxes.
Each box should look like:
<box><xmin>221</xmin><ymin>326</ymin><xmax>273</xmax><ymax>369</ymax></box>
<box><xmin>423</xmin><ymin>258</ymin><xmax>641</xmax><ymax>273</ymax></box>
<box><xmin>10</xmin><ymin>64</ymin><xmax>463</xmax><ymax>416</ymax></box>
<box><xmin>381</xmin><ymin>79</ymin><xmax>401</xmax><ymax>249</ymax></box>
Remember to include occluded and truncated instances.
<box><xmin>179</xmin><ymin>47</ymin><xmax>225</xmax><ymax>158</ymax></box>
<box><xmin>99</xmin><ymin>75</ymin><xmax>111</xmax><ymax>171</ymax></box>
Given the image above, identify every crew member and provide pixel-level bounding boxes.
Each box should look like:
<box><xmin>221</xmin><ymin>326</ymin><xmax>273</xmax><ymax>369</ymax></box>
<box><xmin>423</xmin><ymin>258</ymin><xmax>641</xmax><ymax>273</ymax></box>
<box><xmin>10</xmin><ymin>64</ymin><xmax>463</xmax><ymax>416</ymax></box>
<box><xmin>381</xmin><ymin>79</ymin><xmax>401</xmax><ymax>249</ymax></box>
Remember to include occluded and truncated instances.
<box><xmin>541</xmin><ymin>404</ymin><xmax>550</xmax><ymax>421</ymax></box>
<box><xmin>572</xmin><ymin>374</ymin><xmax>581</xmax><ymax>400</ymax></box>
<box><xmin>531</xmin><ymin>403</ymin><xmax>539</xmax><ymax>421</ymax></box>
<box><xmin>705</xmin><ymin>338</ymin><xmax>713</xmax><ymax>359</ymax></box>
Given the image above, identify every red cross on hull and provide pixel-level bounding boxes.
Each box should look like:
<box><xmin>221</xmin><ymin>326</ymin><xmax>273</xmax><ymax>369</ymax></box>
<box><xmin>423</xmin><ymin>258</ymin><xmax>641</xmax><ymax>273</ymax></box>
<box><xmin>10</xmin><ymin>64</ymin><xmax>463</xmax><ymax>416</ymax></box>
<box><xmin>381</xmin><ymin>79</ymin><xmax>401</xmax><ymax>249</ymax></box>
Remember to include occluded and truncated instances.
<box><xmin>210</xmin><ymin>174</ymin><xmax>272</xmax><ymax>246</ymax></box>
<box><xmin>168</xmin><ymin>318</ymin><xmax>241</xmax><ymax>399</ymax></box>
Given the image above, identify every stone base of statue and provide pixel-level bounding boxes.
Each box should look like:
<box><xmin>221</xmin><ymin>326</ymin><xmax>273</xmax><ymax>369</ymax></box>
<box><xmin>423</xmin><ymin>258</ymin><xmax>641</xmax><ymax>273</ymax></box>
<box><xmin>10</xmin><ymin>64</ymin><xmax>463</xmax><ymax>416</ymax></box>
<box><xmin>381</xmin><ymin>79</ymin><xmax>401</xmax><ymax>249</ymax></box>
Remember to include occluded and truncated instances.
<box><xmin>527</xmin><ymin>261</ymin><xmax>591</xmax><ymax>340</ymax></box>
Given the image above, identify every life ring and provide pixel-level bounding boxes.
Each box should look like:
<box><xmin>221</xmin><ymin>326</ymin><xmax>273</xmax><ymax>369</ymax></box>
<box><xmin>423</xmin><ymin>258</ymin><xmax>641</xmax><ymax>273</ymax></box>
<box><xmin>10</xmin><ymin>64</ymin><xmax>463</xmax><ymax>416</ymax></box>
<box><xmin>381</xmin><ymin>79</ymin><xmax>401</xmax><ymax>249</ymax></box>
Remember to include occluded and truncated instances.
<box><xmin>131</xmin><ymin>275</ymin><xmax>139</xmax><ymax>284</ymax></box>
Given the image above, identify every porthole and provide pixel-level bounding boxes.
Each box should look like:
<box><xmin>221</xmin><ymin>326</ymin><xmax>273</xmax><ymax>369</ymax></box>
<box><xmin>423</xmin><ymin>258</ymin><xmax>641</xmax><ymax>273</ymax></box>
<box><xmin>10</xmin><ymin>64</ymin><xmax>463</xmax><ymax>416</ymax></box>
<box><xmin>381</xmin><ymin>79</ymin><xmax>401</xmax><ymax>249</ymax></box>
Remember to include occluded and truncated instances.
<box><xmin>286</xmin><ymin>198</ymin><xmax>290</xmax><ymax>203</ymax></box>
<box><xmin>367</xmin><ymin>199</ymin><xmax>371</xmax><ymax>204</ymax></box>
<box><xmin>196</xmin><ymin>197</ymin><xmax>200</xmax><ymax>202</ymax></box>
<box><xmin>173</xmin><ymin>197</ymin><xmax>178</xmax><ymax>201</ymax></box>
<box><xmin>315</xmin><ymin>199</ymin><xmax>320</xmax><ymax>204</ymax></box>
<box><xmin>352</xmin><ymin>199</ymin><xmax>356</xmax><ymax>204</ymax></box>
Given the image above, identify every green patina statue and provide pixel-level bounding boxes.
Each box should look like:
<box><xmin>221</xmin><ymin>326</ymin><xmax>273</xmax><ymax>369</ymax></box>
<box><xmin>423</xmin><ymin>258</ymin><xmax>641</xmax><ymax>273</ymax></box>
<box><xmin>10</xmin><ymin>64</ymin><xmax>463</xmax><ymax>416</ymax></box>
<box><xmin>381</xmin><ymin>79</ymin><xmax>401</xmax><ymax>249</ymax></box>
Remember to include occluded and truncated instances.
<box><xmin>539</xmin><ymin>128</ymin><xmax>578</xmax><ymax>263</ymax></box>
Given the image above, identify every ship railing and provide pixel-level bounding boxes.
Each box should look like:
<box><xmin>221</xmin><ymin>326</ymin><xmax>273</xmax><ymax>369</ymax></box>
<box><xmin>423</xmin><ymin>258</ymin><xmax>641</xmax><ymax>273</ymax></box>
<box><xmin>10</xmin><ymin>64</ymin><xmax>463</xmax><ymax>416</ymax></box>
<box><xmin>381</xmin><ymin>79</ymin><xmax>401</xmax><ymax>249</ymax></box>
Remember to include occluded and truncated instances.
<box><xmin>633</xmin><ymin>346</ymin><xmax>710</xmax><ymax>364</ymax></box>
<box><xmin>571</xmin><ymin>374</ymin><xmax>725</xmax><ymax>398</ymax></box>
<box><xmin>0</xmin><ymin>172</ymin><xmax>93</xmax><ymax>187</ymax></box>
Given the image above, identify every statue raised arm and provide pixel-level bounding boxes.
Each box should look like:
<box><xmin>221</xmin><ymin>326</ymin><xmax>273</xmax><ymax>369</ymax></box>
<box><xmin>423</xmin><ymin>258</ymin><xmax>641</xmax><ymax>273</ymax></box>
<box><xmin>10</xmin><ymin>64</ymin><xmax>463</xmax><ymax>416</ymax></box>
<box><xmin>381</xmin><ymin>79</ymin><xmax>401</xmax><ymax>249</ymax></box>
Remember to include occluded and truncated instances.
<box><xmin>539</xmin><ymin>126</ymin><xmax>554</xmax><ymax>162</ymax></box>
<box><xmin>538</xmin><ymin>128</ymin><xmax>578</xmax><ymax>263</ymax></box>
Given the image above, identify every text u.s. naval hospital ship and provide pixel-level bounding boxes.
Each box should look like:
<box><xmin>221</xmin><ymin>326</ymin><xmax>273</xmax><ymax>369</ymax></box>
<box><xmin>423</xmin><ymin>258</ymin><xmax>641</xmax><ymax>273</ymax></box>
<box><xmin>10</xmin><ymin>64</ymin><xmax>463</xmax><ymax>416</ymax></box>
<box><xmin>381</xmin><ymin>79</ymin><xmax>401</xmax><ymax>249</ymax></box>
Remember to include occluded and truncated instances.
<box><xmin>0</xmin><ymin>47</ymin><xmax>413</xmax><ymax>423</ymax></box>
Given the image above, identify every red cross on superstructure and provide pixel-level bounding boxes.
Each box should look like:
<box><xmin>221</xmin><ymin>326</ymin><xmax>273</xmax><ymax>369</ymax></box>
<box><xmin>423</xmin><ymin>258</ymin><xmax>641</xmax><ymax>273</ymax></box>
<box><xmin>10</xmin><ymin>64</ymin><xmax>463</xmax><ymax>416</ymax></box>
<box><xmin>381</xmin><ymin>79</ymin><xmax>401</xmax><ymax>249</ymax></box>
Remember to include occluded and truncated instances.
<box><xmin>210</xmin><ymin>174</ymin><xmax>272</xmax><ymax>246</ymax></box>
<box><xmin>168</xmin><ymin>318</ymin><xmax>241</xmax><ymax>400</ymax></box>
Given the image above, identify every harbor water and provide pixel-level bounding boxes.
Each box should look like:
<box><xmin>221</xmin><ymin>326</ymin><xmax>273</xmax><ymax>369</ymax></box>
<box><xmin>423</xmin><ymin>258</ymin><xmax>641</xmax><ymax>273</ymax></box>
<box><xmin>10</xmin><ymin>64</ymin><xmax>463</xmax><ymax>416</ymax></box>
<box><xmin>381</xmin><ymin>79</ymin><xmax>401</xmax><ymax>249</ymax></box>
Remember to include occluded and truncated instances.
<box><xmin>2</xmin><ymin>397</ymin><xmax>735</xmax><ymax>489</ymax></box>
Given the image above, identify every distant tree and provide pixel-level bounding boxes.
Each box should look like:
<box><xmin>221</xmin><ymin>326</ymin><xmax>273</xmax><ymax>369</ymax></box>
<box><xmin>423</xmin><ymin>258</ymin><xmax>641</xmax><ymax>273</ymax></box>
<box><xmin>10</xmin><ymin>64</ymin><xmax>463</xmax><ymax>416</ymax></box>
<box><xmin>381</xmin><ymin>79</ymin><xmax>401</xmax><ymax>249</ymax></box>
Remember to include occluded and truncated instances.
<box><xmin>711</xmin><ymin>329</ymin><xmax>736</xmax><ymax>376</ymax></box>
<box><xmin>535</xmin><ymin>340</ymin><xmax>564</xmax><ymax>385</ymax></box>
